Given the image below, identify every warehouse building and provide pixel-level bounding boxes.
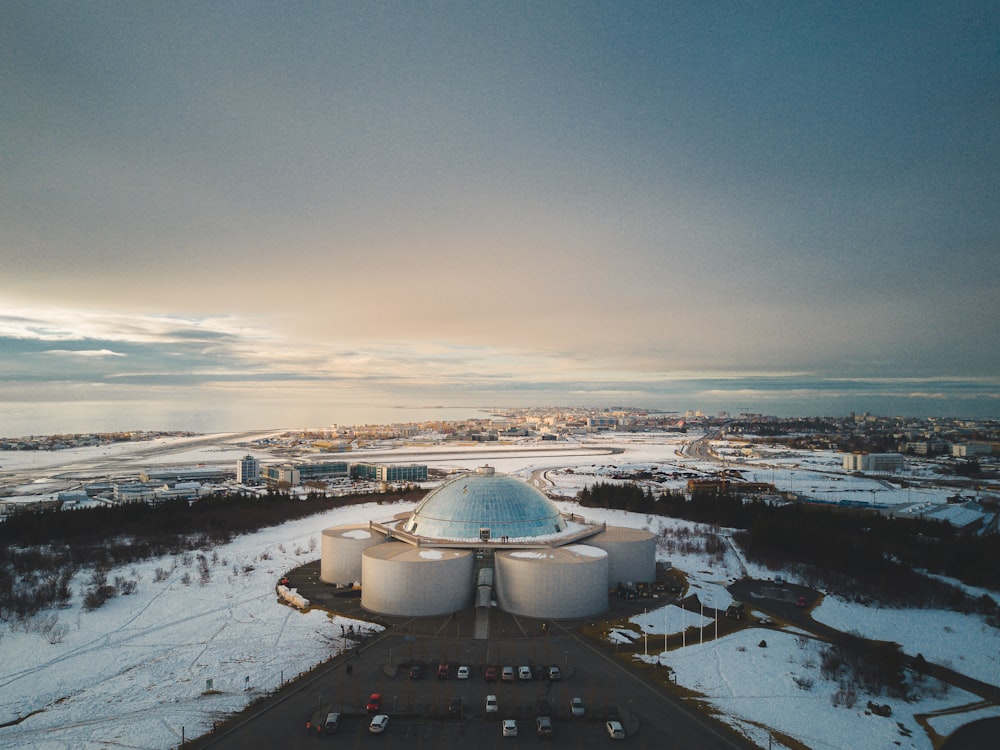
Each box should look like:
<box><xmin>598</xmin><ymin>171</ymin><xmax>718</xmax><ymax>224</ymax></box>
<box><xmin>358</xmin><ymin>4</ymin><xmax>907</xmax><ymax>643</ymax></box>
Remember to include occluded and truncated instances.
<box><xmin>319</xmin><ymin>465</ymin><xmax>655</xmax><ymax>620</ymax></box>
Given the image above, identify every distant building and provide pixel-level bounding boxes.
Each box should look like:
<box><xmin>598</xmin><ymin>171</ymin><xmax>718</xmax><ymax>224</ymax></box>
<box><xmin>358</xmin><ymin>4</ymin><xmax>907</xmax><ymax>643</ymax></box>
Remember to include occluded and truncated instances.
<box><xmin>297</xmin><ymin>461</ymin><xmax>350</xmax><ymax>479</ymax></box>
<box><xmin>140</xmin><ymin>467</ymin><xmax>233</xmax><ymax>483</ymax></box>
<box><xmin>236</xmin><ymin>455</ymin><xmax>260</xmax><ymax>485</ymax></box>
<box><xmin>951</xmin><ymin>442</ymin><xmax>993</xmax><ymax>457</ymax></box>
<box><xmin>113</xmin><ymin>483</ymin><xmax>157</xmax><ymax>503</ymax></box>
<box><xmin>843</xmin><ymin>453</ymin><xmax>904</xmax><ymax>473</ymax></box>
<box><xmin>351</xmin><ymin>462</ymin><xmax>427</xmax><ymax>482</ymax></box>
<box><xmin>261</xmin><ymin>464</ymin><xmax>301</xmax><ymax>485</ymax></box>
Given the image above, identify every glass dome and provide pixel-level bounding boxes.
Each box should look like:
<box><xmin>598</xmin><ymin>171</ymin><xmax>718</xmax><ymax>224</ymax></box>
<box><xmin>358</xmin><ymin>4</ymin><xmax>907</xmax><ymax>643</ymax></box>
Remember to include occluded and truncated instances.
<box><xmin>401</xmin><ymin>466</ymin><xmax>567</xmax><ymax>541</ymax></box>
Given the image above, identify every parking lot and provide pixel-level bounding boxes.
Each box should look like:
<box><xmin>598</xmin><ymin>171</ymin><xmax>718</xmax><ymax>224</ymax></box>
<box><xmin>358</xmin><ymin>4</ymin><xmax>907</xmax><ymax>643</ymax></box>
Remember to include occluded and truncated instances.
<box><xmin>188</xmin><ymin>562</ymin><xmax>754</xmax><ymax>750</ymax></box>
<box><xmin>309</xmin><ymin>656</ymin><xmax>627</xmax><ymax>745</ymax></box>
<box><xmin>192</xmin><ymin>618</ymin><xmax>754</xmax><ymax>750</ymax></box>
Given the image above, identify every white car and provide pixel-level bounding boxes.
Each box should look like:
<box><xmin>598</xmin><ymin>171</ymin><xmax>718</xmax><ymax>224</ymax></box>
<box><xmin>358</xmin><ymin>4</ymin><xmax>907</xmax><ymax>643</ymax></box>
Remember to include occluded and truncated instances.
<box><xmin>606</xmin><ymin>720</ymin><xmax>625</xmax><ymax>739</ymax></box>
<box><xmin>456</xmin><ymin>665</ymin><xmax>470</xmax><ymax>679</ymax></box>
<box><xmin>369</xmin><ymin>714</ymin><xmax>389</xmax><ymax>734</ymax></box>
<box><xmin>502</xmin><ymin>718</ymin><xmax>518</xmax><ymax>737</ymax></box>
<box><xmin>570</xmin><ymin>697</ymin><xmax>585</xmax><ymax>717</ymax></box>
<box><xmin>501</xmin><ymin>665</ymin><xmax>515</xmax><ymax>681</ymax></box>
<box><xmin>485</xmin><ymin>694</ymin><xmax>498</xmax><ymax>713</ymax></box>
<box><xmin>518</xmin><ymin>665</ymin><xmax>532</xmax><ymax>681</ymax></box>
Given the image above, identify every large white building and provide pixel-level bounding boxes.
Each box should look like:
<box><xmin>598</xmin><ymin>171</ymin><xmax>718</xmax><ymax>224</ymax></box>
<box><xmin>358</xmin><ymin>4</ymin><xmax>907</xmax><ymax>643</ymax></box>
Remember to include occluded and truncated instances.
<box><xmin>319</xmin><ymin>466</ymin><xmax>656</xmax><ymax>619</ymax></box>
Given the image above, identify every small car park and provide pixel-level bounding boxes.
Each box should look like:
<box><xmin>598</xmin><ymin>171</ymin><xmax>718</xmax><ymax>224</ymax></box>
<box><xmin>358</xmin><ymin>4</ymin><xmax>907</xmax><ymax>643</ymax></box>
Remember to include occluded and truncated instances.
<box><xmin>323</xmin><ymin>712</ymin><xmax>340</xmax><ymax>733</ymax></box>
<box><xmin>485</xmin><ymin>694</ymin><xmax>498</xmax><ymax>713</ymax></box>
<box><xmin>484</xmin><ymin>665</ymin><xmax>498</xmax><ymax>681</ymax></box>
<box><xmin>606</xmin><ymin>720</ymin><xmax>625</xmax><ymax>739</ymax></box>
<box><xmin>502</xmin><ymin>718</ymin><xmax>517</xmax><ymax>737</ymax></box>
<box><xmin>437</xmin><ymin>663</ymin><xmax>449</xmax><ymax>679</ymax></box>
<box><xmin>518</xmin><ymin>665</ymin><xmax>532</xmax><ymax>681</ymax></box>
<box><xmin>570</xmin><ymin>697</ymin><xmax>585</xmax><ymax>717</ymax></box>
<box><xmin>369</xmin><ymin>714</ymin><xmax>389</xmax><ymax>734</ymax></box>
<box><xmin>501</xmin><ymin>666</ymin><xmax>514</xmax><ymax>681</ymax></box>
<box><xmin>456</xmin><ymin>665</ymin><xmax>470</xmax><ymax>680</ymax></box>
<box><xmin>366</xmin><ymin>693</ymin><xmax>382</xmax><ymax>713</ymax></box>
<box><xmin>535</xmin><ymin>716</ymin><xmax>553</xmax><ymax>738</ymax></box>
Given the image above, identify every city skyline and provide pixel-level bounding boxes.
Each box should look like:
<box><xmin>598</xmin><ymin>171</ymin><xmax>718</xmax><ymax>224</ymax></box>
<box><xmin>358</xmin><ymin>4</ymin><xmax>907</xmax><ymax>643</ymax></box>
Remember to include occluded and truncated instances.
<box><xmin>3</xmin><ymin>2</ymin><xmax>998</xmax><ymax>432</ymax></box>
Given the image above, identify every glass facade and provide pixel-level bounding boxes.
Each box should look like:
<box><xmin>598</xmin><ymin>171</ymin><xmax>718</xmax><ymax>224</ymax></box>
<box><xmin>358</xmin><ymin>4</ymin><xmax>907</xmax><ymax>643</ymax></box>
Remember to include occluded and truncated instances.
<box><xmin>402</xmin><ymin>471</ymin><xmax>566</xmax><ymax>540</ymax></box>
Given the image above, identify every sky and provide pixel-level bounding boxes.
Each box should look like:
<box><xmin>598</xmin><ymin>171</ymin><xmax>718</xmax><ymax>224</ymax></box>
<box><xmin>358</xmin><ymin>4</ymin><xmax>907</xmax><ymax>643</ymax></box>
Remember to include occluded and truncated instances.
<box><xmin>2</xmin><ymin>2</ymin><xmax>999</xmax><ymax>432</ymax></box>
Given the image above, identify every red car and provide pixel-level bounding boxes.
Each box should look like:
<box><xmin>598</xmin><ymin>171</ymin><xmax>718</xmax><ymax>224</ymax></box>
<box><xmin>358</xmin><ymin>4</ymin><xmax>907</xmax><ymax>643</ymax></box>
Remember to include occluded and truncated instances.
<box><xmin>484</xmin><ymin>666</ymin><xmax>498</xmax><ymax>682</ymax></box>
<box><xmin>366</xmin><ymin>693</ymin><xmax>382</xmax><ymax>713</ymax></box>
<box><xmin>437</xmin><ymin>663</ymin><xmax>449</xmax><ymax>679</ymax></box>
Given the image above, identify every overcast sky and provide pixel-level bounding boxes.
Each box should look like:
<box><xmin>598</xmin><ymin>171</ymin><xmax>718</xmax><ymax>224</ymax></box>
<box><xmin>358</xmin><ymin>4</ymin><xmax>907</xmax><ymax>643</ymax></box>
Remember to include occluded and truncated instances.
<box><xmin>2</xmin><ymin>2</ymin><xmax>998</xmax><ymax>430</ymax></box>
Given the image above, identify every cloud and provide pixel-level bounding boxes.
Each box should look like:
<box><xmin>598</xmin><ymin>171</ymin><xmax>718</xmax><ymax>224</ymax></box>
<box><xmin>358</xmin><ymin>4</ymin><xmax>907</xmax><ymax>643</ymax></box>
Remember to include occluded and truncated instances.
<box><xmin>43</xmin><ymin>349</ymin><xmax>126</xmax><ymax>358</ymax></box>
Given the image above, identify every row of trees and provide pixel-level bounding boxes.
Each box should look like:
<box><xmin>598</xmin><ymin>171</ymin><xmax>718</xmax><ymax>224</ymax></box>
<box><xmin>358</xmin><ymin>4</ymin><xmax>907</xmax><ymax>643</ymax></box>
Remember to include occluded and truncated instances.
<box><xmin>0</xmin><ymin>487</ymin><xmax>427</xmax><ymax>623</ymax></box>
<box><xmin>579</xmin><ymin>481</ymin><xmax>1000</xmax><ymax>613</ymax></box>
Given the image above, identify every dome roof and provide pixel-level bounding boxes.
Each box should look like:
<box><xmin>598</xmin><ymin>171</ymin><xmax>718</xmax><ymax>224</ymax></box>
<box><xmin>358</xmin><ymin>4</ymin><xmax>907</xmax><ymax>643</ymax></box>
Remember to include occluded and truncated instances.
<box><xmin>401</xmin><ymin>466</ymin><xmax>567</xmax><ymax>541</ymax></box>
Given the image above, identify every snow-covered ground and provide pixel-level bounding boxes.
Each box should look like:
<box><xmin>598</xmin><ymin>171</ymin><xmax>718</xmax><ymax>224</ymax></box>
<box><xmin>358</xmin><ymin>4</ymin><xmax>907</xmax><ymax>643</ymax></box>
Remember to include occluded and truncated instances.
<box><xmin>1</xmin><ymin>431</ymin><xmax>998</xmax><ymax>749</ymax></box>
<box><xmin>0</xmin><ymin>504</ymin><xmax>392</xmax><ymax>750</ymax></box>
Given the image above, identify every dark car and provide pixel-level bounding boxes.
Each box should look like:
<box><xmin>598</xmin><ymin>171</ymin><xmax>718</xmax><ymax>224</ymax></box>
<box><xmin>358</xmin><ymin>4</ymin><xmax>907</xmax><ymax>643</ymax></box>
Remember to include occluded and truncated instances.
<box><xmin>408</xmin><ymin>664</ymin><xmax>423</xmax><ymax>679</ymax></box>
<box><xmin>536</xmin><ymin>716</ymin><xmax>553</xmax><ymax>738</ymax></box>
<box><xmin>437</xmin><ymin>663</ymin><xmax>449</xmax><ymax>679</ymax></box>
<box><xmin>448</xmin><ymin>696</ymin><xmax>463</xmax><ymax>715</ymax></box>
<box><xmin>484</xmin><ymin>665</ymin><xmax>498</xmax><ymax>682</ymax></box>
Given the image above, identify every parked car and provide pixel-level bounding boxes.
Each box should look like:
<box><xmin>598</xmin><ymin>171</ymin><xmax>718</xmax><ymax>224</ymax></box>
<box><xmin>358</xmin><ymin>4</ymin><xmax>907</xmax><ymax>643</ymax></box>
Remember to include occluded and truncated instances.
<box><xmin>408</xmin><ymin>664</ymin><xmax>423</xmax><ymax>679</ymax></box>
<box><xmin>548</xmin><ymin>665</ymin><xmax>561</xmax><ymax>680</ymax></box>
<box><xmin>570</xmin><ymin>697</ymin><xmax>585</xmax><ymax>717</ymax></box>
<box><xmin>368</xmin><ymin>714</ymin><xmax>389</xmax><ymax>734</ymax></box>
<box><xmin>448</xmin><ymin>696</ymin><xmax>463</xmax><ymax>715</ymax></box>
<box><xmin>518</xmin><ymin>665</ymin><xmax>532</xmax><ymax>681</ymax></box>
<box><xmin>323</xmin><ymin>712</ymin><xmax>340</xmax><ymax>733</ymax></box>
<box><xmin>796</xmin><ymin>596</ymin><xmax>807</xmax><ymax>608</ymax></box>
<box><xmin>535</xmin><ymin>697</ymin><xmax>551</xmax><ymax>716</ymax></box>
<box><xmin>456</xmin><ymin>665</ymin><xmax>470</xmax><ymax>680</ymax></box>
<box><xmin>485</xmin><ymin>666</ymin><xmax>499</xmax><ymax>682</ymax></box>
<box><xmin>606</xmin><ymin>720</ymin><xmax>625</xmax><ymax>739</ymax></box>
<box><xmin>502</xmin><ymin>718</ymin><xmax>518</xmax><ymax>737</ymax></box>
<box><xmin>535</xmin><ymin>716</ymin><xmax>553</xmax><ymax>738</ymax></box>
<box><xmin>485</xmin><ymin>694</ymin><xmax>498</xmax><ymax>713</ymax></box>
<box><xmin>437</xmin><ymin>663</ymin><xmax>449</xmax><ymax>679</ymax></box>
<box><xmin>366</xmin><ymin>693</ymin><xmax>382</xmax><ymax>713</ymax></box>
<box><xmin>501</xmin><ymin>665</ymin><xmax>514</xmax><ymax>681</ymax></box>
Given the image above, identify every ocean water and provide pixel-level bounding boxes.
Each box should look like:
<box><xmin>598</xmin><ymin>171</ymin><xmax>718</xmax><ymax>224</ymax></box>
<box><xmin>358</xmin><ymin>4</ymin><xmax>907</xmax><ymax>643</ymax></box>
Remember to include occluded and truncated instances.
<box><xmin>1</xmin><ymin>377</ymin><xmax>997</xmax><ymax>438</ymax></box>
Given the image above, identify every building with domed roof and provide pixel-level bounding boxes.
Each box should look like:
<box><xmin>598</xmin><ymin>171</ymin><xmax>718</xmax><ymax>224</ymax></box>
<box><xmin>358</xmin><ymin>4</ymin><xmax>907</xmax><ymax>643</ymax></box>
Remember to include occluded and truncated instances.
<box><xmin>319</xmin><ymin>465</ymin><xmax>655</xmax><ymax>620</ymax></box>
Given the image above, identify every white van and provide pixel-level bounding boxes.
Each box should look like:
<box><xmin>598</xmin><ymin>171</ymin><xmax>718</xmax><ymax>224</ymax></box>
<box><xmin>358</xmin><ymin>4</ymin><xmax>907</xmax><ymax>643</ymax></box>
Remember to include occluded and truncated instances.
<box><xmin>324</xmin><ymin>712</ymin><xmax>340</xmax><ymax>733</ymax></box>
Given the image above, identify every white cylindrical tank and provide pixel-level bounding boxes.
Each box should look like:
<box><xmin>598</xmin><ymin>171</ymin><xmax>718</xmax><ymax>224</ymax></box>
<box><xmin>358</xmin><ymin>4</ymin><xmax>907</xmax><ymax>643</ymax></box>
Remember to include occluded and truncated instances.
<box><xmin>586</xmin><ymin>526</ymin><xmax>657</xmax><ymax>586</ymax></box>
<box><xmin>320</xmin><ymin>524</ymin><xmax>384</xmax><ymax>585</ymax></box>
<box><xmin>495</xmin><ymin>545</ymin><xmax>608</xmax><ymax>619</ymax></box>
<box><xmin>361</xmin><ymin>542</ymin><xmax>474</xmax><ymax>616</ymax></box>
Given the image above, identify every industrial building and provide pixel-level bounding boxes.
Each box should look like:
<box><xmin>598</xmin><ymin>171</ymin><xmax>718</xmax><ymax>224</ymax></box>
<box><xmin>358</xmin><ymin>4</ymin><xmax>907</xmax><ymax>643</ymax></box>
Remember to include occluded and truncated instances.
<box><xmin>319</xmin><ymin>466</ymin><xmax>655</xmax><ymax>620</ymax></box>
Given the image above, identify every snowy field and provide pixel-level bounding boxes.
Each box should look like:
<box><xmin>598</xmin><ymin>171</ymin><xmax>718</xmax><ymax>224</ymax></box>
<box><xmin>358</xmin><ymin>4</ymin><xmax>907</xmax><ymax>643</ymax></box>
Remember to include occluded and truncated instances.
<box><xmin>1</xmin><ymin>431</ymin><xmax>998</xmax><ymax>748</ymax></box>
<box><xmin>0</xmin><ymin>504</ymin><xmax>393</xmax><ymax>750</ymax></box>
